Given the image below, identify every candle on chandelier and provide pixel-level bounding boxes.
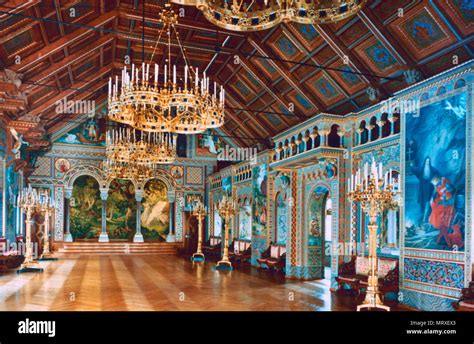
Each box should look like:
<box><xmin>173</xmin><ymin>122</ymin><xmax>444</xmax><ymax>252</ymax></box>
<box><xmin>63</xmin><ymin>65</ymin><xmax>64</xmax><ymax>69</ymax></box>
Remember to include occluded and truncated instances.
<box><xmin>195</xmin><ymin>68</ymin><xmax>199</xmax><ymax>89</ymax></box>
<box><xmin>131</xmin><ymin>63</ymin><xmax>135</xmax><ymax>83</ymax></box>
<box><xmin>164</xmin><ymin>65</ymin><xmax>167</xmax><ymax>84</ymax></box>
<box><xmin>154</xmin><ymin>64</ymin><xmax>158</xmax><ymax>85</ymax></box>
<box><xmin>173</xmin><ymin>65</ymin><xmax>176</xmax><ymax>85</ymax></box>
<box><xmin>184</xmin><ymin>65</ymin><xmax>188</xmax><ymax>88</ymax></box>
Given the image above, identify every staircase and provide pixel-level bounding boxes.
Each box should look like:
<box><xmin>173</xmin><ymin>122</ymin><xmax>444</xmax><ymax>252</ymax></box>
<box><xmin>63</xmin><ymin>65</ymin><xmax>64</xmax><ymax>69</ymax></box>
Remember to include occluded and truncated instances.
<box><xmin>57</xmin><ymin>242</ymin><xmax>182</xmax><ymax>255</ymax></box>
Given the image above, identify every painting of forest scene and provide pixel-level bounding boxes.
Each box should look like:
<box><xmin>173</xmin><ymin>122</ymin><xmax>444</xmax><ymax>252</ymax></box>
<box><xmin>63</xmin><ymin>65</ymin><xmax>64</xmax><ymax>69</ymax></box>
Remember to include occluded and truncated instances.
<box><xmin>308</xmin><ymin>186</ymin><xmax>328</xmax><ymax>247</ymax></box>
<box><xmin>404</xmin><ymin>91</ymin><xmax>467</xmax><ymax>251</ymax></box>
<box><xmin>141</xmin><ymin>179</ymin><xmax>170</xmax><ymax>241</ymax></box>
<box><xmin>70</xmin><ymin>175</ymin><xmax>102</xmax><ymax>239</ymax></box>
<box><xmin>107</xmin><ymin>179</ymin><xmax>136</xmax><ymax>240</ymax></box>
<box><xmin>252</xmin><ymin>164</ymin><xmax>267</xmax><ymax>237</ymax></box>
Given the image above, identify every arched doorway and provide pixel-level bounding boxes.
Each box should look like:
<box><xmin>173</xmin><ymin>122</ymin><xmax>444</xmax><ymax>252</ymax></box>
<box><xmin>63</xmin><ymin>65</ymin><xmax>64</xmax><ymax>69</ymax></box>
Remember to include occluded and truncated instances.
<box><xmin>70</xmin><ymin>175</ymin><xmax>102</xmax><ymax>240</ymax></box>
<box><xmin>307</xmin><ymin>185</ymin><xmax>332</xmax><ymax>280</ymax></box>
<box><xmin>141</xmin><ymin>179</ymin><xmax>170</xmax><ymax>241</ymax></box>
<box><xmin>107</xmin><ymin>179</ymin><xmax>136</xmax><ymax>241</ymax></box>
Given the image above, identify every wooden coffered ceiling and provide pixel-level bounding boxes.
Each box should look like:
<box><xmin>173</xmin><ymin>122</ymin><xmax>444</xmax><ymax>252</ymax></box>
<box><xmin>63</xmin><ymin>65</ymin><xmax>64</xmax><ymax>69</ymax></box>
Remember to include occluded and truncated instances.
<box><xmin>0</xmin><ymin>0</ymin><xmax>473</xmax><ymax>148</ymax></box>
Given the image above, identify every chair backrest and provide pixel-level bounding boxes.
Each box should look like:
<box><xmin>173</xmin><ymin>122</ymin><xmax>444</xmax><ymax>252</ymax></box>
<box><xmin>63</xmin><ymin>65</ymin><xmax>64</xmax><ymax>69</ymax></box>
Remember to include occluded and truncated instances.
<box><xmin>210</xmin><ymin>238</ymin><xmax>221</xmax><ymax>246</ymax></box>
<box><xmin>279</xmin><ymin>246</ymin><xmax>286</xmax><ymax>256</ymax></box>
<box><xmin>356</xmin><ymin>256</ymin><xmax>398</xmax><ymax>277</ymax></box>
<box><xmin>270</xmin><ymin>245</ymin><xmax>279</xmax><ymax>259</ymax></box>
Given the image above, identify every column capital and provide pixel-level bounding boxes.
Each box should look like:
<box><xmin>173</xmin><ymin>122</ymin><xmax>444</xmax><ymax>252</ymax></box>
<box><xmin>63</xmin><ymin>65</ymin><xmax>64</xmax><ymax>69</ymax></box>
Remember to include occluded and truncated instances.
<box><xmin>167</xmin><ymin>190</ymin><xmax>176</xmax><ymax>203</ymax></box>
<box><xmin>99</xmin><ymin>189</ymin><xmax>109</xmax><ymax>201</ymax></box>
<box><xmin>135</xmin><ymin>190</ymin><xmax>144</xmax><ymax>202</ymax></box>
<box><xmin>64</xmin><ymin>187</ymin><xmax>73</xmax><ymax>199</ymax></box>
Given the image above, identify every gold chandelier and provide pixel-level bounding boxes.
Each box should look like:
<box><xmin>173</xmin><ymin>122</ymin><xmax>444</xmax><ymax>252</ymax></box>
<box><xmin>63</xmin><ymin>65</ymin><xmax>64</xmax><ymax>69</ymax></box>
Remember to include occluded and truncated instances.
<box><xmin>108</xmin><ymin>3</ymin><xmax>225</xmax><ymax>134</ymax></box>
<box><xmin>172</xmin><ymin>0</ymin><xmax>366</xmax><ymax>31</ymax></box>
<box><xmin>104</xmin><ymin>159</ymin><xmax>154</xmax><ymax>180</ymax></box>
<box><xmin>106</xmin><ymin>127</ymin><xmax>177</xmax><ymax>166</ymax></box>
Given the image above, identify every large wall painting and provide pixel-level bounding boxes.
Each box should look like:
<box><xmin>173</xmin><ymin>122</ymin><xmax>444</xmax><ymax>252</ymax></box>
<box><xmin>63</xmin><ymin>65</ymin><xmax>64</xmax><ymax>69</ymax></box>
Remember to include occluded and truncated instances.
<box><xmin>404</xmin><ymin>91</ymin><xmax>467</xmax><ymax>251</ymax></box>
<box><xmin>141</xmin><ymin>179</ymin><xmax>170</xmax><ymax>241</ymax></box>
<box><xmin>55</xmin><ymin>118</ymin><xmax>105</xmax><ymax>146</ymax></box>
<box><xmin>238</xmin><ymin>199</ymin><xmax>251</xmax><ymax>241</ymax></box>
<box><xmin>107</xmin><ymin>179</ymin><xmax>136</xmax><ymax>240</ymax></box>
<box><xmin>70</xmin><ymin>175</ymin><xmax>101</xmax><ymax>239</ymax></box>
<box><xmin>275</xmin><ymin>192</ymin><xmax>287</xmax><ymax>245</ymax></box>
<box><xmin>308</xmin><ymin>186</ymin><xmax>329</xmax><ymax>248</ymax></box>
<box><xmin>252</xmin><ymin>164</ymin><xmax>267</xmax><ymax>237</ymax></box>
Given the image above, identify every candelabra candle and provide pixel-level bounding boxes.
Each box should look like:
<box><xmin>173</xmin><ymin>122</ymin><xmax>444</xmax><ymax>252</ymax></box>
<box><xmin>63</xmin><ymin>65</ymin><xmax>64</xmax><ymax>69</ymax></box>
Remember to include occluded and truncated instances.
<box><xmin>347</xmin><ymin>158</ymin><xmax>399</xmax><ymax>312</ymax></box>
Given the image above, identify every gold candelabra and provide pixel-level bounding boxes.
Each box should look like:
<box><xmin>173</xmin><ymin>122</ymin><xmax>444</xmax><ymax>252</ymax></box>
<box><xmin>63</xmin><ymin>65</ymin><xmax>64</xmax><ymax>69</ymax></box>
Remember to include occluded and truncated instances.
<box><xmin>215</xmin><ymin>195</ymin><xmax>237</xmax><ymax>270</ymax></box>
<box><xmin>38</xmin><ymin>192</ymin><xmax>57</xmax><ymax>261</ymax></box>
<box><xmin>347</xmin><ymin>158</ymin><xmax>399</xmax><ymax>311</ymax></box>
<box><xmin>191</xmin><ymin>200</ymin><xmax>207</xmax><ymax>262</ymax></box>
<box><xmin>17</xmin><ymin>186</ymin><xmax>44</xmax><ymax>273</ymax></box>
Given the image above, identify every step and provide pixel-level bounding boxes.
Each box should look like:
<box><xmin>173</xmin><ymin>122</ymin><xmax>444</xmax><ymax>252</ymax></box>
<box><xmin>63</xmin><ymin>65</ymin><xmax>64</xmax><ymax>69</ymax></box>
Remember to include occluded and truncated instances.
<box><xmin>57</xmin><ymin>242</ymin><xmax>182</xmax><ymax>255</ymax></box>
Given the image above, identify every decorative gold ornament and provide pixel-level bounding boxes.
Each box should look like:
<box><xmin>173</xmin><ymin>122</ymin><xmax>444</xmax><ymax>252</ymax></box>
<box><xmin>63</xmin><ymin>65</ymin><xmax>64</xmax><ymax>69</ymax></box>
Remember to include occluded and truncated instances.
<box><xmin>108</xmin><ymin>4</ymin><xmax>225</xmax><ymax>134</ymax></box>
<box><xmin>174</xmin><ymin>0</ymin><xmax>367</xmax><ymax>32</ymax></box>
<box><xmin>347</xmin><ymin>158</ymin><xmax>400</xmax><ymax>312</ymax></box>
<box><xmin>215</xmin><ymin>195</ymin><xmax>237</xmax><ymax>270</ymax></box>
<box><xmin>191</xmin><ymin>200</ymin><xmax>207</xmax><ymax>262</ymax></box>
<box><xmin>106</xmin><ymin>128</ymin><xmax>177</xmax><ymax>166</ymax></box>
<box><xmin>104</xmin><ymin>159</ymin><xmax>153</xmax><ymax>181</ymax></box>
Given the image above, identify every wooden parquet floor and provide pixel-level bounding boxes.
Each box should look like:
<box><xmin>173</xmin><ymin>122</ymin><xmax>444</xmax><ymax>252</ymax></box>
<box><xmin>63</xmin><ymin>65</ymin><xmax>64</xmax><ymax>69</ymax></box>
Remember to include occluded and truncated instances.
<box><xmin>0</xmin><ymin>255</ymin><xmax>380</xmax><ymax>311</ymax></box>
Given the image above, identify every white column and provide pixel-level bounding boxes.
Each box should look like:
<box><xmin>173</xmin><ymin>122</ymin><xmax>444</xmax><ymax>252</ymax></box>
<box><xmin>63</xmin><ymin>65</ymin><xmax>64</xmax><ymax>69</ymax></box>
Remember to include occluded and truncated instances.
<box><xmin>98</xmin><ymin>189</ymin><xmax>109</xmax><ymax>242</ymax></box>
<box><xmin>63</xmin><ymin>188</ymin><xmax>73</xmax><ymax>242</ymax></box>
<box><xmin>166</xmin><ymin>191</ymin><xmax>176</xmax><ymax>242</ymax></box>
<box><xmin>133</xmin><ymin>191</ymin><xmax>144</xmax><ymax>242</ymax></box>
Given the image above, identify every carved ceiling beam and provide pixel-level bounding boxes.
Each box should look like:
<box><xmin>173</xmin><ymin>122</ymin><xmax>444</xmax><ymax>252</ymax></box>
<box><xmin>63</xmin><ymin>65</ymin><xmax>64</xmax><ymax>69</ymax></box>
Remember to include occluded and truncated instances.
<box><xmin>0</xmin><ymin>0</ymin><xmax>41</xmax><ymax>20</ymax></box>
<box><xmin>224</xmin><ymin>87</ymin><xmax>275</xmax><ymax>139</ymax></box>
<box><xmin>23</xmin><ymin>33</ymin><xmax>115</xmax><ymax>91</ymax></box>
<box><xmin>28</xmin><ymin>65</ymin><xmax>112</xmax><ymax>117</ymax></box>
<box><xmin>358</xmin><ymin>9</ymin><xmax>423</xmax><ymax>76</ymax></box>
<box><xmin>248</xmin><ymin>37</ymin><xmax>326</xmax><ymax>113</ymax></box>
<box><xmin>314</xmin><ymin>24</ymin><xmax>390</xmax><ymax>99</ymax></box>
<box><xmin>9</xmin><ymin>10</ymin><xmax>118</xmax><ymax>73</ymax></box>
<box><xmin>237</xmin><ymin>59</ymin><xmax>306</xmax><ymax>124</ymax></box>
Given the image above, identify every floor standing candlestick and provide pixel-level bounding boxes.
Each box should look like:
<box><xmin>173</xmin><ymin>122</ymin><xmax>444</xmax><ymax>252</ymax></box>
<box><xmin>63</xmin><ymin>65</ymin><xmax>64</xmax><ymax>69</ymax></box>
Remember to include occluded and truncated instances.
<box><xmin>17</xmin><ymin>186</ymin><xmax>44</xmax><ymax>273</ymax></box>
<box><xmin>39</xmin><ymin>195</ymin><xmax>58</xmax><ymax>261</ymax></box>
<box><xmin>191</xmin><ymin>200</ymin><xmax>207</xmax><ymax>262</ymax></box>
<box><xmin>347</xmin><ymin>158</ymin><xmax>399</xmax><ymax>311</ymax></box>
<box><xmin>215</xmin><ymin>195</ymin><xmax>236</xmax><ymax>271</ymax></box>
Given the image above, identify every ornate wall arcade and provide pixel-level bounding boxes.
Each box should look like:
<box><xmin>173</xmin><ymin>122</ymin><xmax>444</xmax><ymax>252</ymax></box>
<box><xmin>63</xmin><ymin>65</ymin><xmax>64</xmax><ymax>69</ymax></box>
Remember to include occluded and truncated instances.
<box><xmin>208</xmin><ymin>61</ymin><xmax>474</xmax><ymax>310</ymax></box>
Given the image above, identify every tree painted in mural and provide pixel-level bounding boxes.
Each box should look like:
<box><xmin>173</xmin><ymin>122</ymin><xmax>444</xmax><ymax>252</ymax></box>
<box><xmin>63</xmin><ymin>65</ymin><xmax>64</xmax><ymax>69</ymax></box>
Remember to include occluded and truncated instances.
<box><xmin>308</xmin><ymin>186</ymin><xmax>329</xmax><ymax>247</ymax></box>
<box><xmin>275</xmin><ymin>192</ymin><xmax>287</xmax><ymax>245</ymax></box>
<box><xmin>141</xmin><ymin>179</ymin><xmax>170</xmax><ymax>241</ymax></box>
<box><xmin>405</xmin><ymin>91</ymin><xmax>467</xmax><ymax>251</ymax></box>
<box><xmin>252</xmin><ymin>164</ymin><xmax>267</xmax><ymax>237</ymax></box>
<box><xmin>70</xmin><ymin>175</ymin><xmax>102</xmax><ymax>239</ymax></box>
<box><xmin>238</xmin><ymin>198</ymin><xmax>251</xmax><ymax>240</ymax></box>
<box><xmin>106</xmin><ymin>179</ymin><xmax>136</xmax><ymax>240</ymax></box>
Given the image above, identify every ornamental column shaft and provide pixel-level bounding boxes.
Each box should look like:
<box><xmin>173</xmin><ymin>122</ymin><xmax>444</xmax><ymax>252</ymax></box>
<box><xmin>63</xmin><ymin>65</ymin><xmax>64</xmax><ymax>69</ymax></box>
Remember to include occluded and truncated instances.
<box><xmin>64</xmin><ymin>188</ymin><xmax>73</xmax><ymax>242</ymax></box>
<box><xmin>133</xmin><ymin>191</ymin><xmax>144</xmax><ymax>242</ymax></box>
<box><xmin>166</xmin><ymin>191</ymin><xmax>176</xmax><ymax>242</ymax></box>
<box><xmin>98</xmin><ymin>189</ymin><xmax>109</xmax><ymax>242</ymax></box>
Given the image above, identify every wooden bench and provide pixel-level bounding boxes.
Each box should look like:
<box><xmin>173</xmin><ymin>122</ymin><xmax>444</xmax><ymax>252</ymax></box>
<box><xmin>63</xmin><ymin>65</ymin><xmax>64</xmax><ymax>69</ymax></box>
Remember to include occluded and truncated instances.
<box><xmin>0</xmin><ymin>251</ymin><xmax>25</xmax><ymax>272</ymax></box>
<box><xmin>229</xmin><ymin>240</ymin><xmax>251</xmax><ymax>264</ymax></box>
<box><xmin>453</xmin><ymin>271</ymin><xmax>474</xmax><ymax>311</ymax></box>
<box><xmin>257</xmin><ymin>245</ymin><xmax>286</xmax><ymax>273</ymax></box>
<box><xmin>202</xmin><ymin>237</ymin><xmax>221</xmax><ymax>258</ymax></box>
<box><xmin>336</xmin><ymin>256</ymin><xmax>399</xmax><ymax>297</ymax></box>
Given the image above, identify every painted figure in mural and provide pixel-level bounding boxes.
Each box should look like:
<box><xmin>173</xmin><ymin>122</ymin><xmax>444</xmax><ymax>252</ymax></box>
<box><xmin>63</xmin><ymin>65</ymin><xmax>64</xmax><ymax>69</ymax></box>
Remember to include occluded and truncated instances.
<box><xmin>428</xmin><ymin>176</ymin><xmax>455</xmax><ymax>247</ymax></box>
<box><xmin>413</xmin><ymin>157</ymin><xmax>439</xmax><ymax>224</ymax></box>
<box><xmin>85</xmin><ymin>119</ymin><xmax>98</xmax><ymax>142</ymax></box>
<box><xmin>252</xmin><ymin>164</ymin><xmax>268</xmax><ymax>236</ymax></box>
<box><xmin>141</xmin><ymin>180</ymin><xmax>170</xmax><ymax>240</ymax></box>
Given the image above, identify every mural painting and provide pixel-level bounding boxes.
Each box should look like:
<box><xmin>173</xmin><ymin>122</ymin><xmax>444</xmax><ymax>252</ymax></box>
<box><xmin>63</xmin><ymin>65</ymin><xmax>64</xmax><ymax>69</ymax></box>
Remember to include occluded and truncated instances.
<box><xmin>141</xmin><ymin>179</ymin><xmax>170</xmax><ymax>241</ymax></box>
<box><xmin>238</xmin><ymin>199</ymin><xmax>251</xmax><ymax>241</ymax></box>
<box><xmin>70</xmin><ymin>175</ymin><xmax>101</xmax><ymax>240</ymax></box>
<box><xmin>276</xmin><ymin>192</ymin><xmax>287</xmax><ymax>245</ymax></box>
<box><xmin>404</xmin><ymin>91</ymin><xmax>467</xmax><ymax>251</ymax></box>
<box><xmin>308</xmin><ymin>186</ymin><xmax>329</xmax><ymax>247</ymax></box>
<box><xmin>107</xmin><ymin>179</ymin><xmax>136</xmax><ymax>240</ymax></box>
<box><xmin>252</xmin><ymin>164</ymin><xmax>267</xmax><ymax>237</ymax></box>
<box><xmin>56</xmin><ymin>118</ymin><xmax>106</xmax><ymax>146</ymax></box>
